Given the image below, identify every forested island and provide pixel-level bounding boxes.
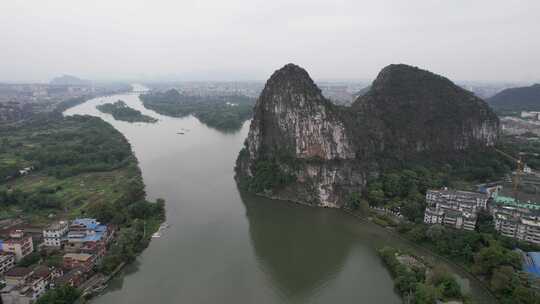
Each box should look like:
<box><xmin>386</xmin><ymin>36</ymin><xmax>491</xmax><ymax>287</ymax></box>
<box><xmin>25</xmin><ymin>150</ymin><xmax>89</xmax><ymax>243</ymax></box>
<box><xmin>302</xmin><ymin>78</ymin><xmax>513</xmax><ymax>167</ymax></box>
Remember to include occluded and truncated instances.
<box><xmin>0</xmin><ymin>113</ymin><xmax>164</xmax><ymax>302</ymax></box>
<box><xmin>139</xmin><ymin>89</ymin><xmax>254</xmax><ymax>131</ymax></box>
<box><xmin>97</xmin><ymin>100</ymin><xmax>157</xmax><ymax>123</ymax></box>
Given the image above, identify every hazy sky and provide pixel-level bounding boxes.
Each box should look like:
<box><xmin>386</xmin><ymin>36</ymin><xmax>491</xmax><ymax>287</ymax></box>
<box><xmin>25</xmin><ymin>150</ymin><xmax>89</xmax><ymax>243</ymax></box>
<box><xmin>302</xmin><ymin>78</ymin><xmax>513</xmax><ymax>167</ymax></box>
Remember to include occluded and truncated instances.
<box><xmin>2</xmin><ymin>0</ymin><xmax>539</xmax><ymax>83</ymax></box>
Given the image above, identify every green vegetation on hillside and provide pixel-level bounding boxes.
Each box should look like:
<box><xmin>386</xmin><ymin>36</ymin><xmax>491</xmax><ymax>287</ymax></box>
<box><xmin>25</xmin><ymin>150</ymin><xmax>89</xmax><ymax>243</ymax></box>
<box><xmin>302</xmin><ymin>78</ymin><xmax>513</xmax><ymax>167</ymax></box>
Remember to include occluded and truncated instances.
<box><xmin>140</xmin><ymin>89</ymin><xmax>254</xmax><ymax>131</ymax></box>
<box><xmin>237</xmin><ymin>158</ymin><xmax>296</xmax><ymax>194</ymax></box>
<box><xmin>97</xmin><ymin>100</ymin><xmax>157</xmax><ymax>123</ymax></box>
<box><xmin>359</xmin><ymin>147</ymin><xmax>512</xmax><ymax>224</ymax></box>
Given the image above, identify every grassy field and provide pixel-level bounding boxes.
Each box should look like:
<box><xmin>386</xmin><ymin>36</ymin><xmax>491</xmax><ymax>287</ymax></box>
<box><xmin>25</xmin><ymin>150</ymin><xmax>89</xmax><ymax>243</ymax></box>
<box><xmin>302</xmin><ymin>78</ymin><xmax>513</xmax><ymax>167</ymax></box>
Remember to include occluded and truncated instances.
<box><xmin>0</xmin><ymin>113</ymin><xmax>143</xmax><ymax>224</ymax></box>
<box><xmin>3</xmin><ymin>167</ymin><xmax>136</xmax><ymax>223</ymax></box>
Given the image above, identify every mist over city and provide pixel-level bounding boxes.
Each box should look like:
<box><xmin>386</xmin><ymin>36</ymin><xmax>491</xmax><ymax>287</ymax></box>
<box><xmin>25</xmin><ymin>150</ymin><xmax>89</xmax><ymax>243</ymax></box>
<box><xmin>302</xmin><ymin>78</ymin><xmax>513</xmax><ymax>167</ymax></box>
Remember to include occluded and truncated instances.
<box><xmin>1</xmin><ymin>1</ymin><xmax>540</xmax><ymax>304</ymax></box>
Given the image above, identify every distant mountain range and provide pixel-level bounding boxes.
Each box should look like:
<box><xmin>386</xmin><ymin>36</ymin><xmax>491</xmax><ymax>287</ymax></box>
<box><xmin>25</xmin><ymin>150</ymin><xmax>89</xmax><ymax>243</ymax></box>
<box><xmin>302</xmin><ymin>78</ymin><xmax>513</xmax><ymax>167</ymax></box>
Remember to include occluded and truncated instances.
<box><xmin>487</xmin><ymin>83</ymin><xmax>540</xmax><ymax>110</ymax></box>
<box><xmin>50</xmin><ymin>75</ymin><xmax>91</xmax><ymax>86</ymax></box>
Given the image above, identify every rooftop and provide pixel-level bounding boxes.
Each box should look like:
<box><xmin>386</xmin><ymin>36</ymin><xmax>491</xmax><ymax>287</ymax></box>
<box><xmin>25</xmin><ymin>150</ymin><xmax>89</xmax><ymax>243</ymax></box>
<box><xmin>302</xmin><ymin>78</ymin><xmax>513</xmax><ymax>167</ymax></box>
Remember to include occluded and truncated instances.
<box><xmin>523</xmin><ymin>251</ymin><xmax>540</xmax><ymax>278</ymax></box>
<box><xmin>5</xmin><ymin>267</ymin><xmax>32</xmax><ymax>278</ymax></box>
<box><xmin>32</xmin><ymin>265</ymin><xmax>51</xmax><ymax>278</ymax></box>
<box><xmin>71</xmin><ymin>218</ymin><xmax>100</xmax><ymax>230</ymax></box>
<box><xmin>46</xmin><ymin>221</ymin><xmax>68</xmax><ymax>231</ymax></box>
<box><xmin>428</xmin><ymin>189</ymin><xmax>487</xmax><ymax>199</ymax></box>
<box><xmin>494</xmin><ymin>196</ymin><xmax>540</xmax><ymax>211</ymax></box>
<box><xmin>63</xmin><ymin>253</ymin><xmax>93</xmax><ymax>262</ymax></box>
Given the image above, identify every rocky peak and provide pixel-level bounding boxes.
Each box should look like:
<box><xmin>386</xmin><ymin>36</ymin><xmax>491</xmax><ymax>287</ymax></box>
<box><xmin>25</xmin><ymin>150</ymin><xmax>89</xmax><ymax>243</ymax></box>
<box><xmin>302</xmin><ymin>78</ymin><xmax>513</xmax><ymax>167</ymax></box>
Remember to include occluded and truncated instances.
<box><xmin>248</xmin><ymin>64</ymin><xmax>355</xmax><ymax>162</ymax></box>
<box><xmin>237</xmin><ymin>63</ymin><xmax>500</xmax><ymax>208</ymax></box>
<box><xmin>261</xmin><ymin>63</ymin><xmax>322</xmax><ymax>99</ymax></box>
<box><xmin>367</xmin><ymin>64</ymin><xmax>455</xmax><ymax>97</ymax></box>
<box><xmin>355</xmin><ymin>64</ymin><xmax>499</xmax><ymax>154</ymax></box>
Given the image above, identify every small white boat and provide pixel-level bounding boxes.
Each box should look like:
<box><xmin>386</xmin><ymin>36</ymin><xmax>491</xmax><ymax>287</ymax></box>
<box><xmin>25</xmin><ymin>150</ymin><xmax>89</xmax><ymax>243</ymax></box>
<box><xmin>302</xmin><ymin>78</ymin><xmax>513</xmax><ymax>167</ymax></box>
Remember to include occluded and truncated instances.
<box><xmin>152</xmin><ymin>232</ymin><xmax>161</xmax><ymax>238</ymax></box>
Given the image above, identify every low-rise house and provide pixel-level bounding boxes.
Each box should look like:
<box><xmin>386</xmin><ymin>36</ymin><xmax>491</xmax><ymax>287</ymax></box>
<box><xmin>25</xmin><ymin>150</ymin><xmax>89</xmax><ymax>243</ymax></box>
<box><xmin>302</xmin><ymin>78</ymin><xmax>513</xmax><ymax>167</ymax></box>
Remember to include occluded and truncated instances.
<box><xmin>66</xmin><ymin>218</ymin><xmax>108</xmax><ymax>262</ymax></box>
<box><xmin>54</xmin><ymin>267</ymin><xmax>85</xmax><ymax>288</ymax></box>
<box><xmin>3</xmin><ymin>267</ymin><xmax>32</xmax><ymax>286</ymax></box>
<box><xmin>0</xmin><ymin>284</ymin><xmax>31</xmax><ymax>304</ymax></box>
<box><xmin>32</xmin><ymin>265</ymin><xmax>52</xmax><ymax>283</ymax></box>
<box><xmin>42</xmin><ymin>220</ymin><xmax>69</xmax><ymax>248</ymax></box>
<box><xmin>18</xmin><ymin>167</ymin><xmax>33</xmax><ymax>176</ymax></box>
<box><xmin>0</xmin><ymin>272</ymin><xmax>48</xmax><ymax>304</ymax></box>
<box><xmin>1</xmin><ymin>230</ymin><xmax>34</xmax><ymax>262</ymax></box>
<box><xmin>0</xmin><ymin>252</ymin><xmax>15</xmax><ymax>276</ymax></box>
<box><xmin>63</xmin><ymin>253</ymin><xmax>95</xmax><ymax>272</ymax></box>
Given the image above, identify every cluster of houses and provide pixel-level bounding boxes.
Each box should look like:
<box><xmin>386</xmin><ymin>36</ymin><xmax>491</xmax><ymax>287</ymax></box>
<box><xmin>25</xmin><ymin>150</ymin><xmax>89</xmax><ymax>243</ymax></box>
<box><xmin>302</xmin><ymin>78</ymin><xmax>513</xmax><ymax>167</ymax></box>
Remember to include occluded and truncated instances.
<box><xmin>0</xmin><ymin>218</ymin><xmax>112</xmax><ymax>304</ymax></box>
<box><xmin>423</xmin><ymin>187</ymin><xmax>540</xmax><ymax>244</ymax></box>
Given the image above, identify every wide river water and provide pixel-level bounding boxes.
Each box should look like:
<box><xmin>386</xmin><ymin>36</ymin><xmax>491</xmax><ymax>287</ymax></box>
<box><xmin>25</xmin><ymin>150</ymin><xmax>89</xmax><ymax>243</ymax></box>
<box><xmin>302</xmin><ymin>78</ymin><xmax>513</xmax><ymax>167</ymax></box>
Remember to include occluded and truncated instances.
<box><xmin>64</xmin><ymin>86</ymin><xmax>493</xmax><ymax>303</ymax></box>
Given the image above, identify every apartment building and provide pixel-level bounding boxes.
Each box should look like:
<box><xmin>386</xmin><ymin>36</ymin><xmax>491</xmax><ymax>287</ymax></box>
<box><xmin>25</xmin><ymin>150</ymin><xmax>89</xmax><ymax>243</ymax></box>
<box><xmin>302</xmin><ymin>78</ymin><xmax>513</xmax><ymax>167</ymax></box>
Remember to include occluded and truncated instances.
<box><xmin>43</xmin><ymin>220</ymin><xmax>69</xmax><ymax>248</ymax></box>
<box><xmin>423</xmin><ymin>189</ymin><xmax>488</xmax><ymax>230</ymax></box>
<box><xmin>1</xmin><ymin>230</ymin><xmax>34</xmax><ymax>262</ymax></box>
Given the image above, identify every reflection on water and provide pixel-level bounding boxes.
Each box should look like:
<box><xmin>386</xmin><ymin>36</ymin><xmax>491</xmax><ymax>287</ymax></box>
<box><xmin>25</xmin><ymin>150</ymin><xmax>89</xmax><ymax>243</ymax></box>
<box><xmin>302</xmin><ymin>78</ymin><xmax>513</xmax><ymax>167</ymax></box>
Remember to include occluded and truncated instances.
<box><xmin>242</xmin><ymin>191</ymin><xmax>352</xmax><ymax>300</ymax></box>
<box><xmin>240</xmin><ymin>191</ymin><xmax>404</xmax><ymax>303</ymax></box>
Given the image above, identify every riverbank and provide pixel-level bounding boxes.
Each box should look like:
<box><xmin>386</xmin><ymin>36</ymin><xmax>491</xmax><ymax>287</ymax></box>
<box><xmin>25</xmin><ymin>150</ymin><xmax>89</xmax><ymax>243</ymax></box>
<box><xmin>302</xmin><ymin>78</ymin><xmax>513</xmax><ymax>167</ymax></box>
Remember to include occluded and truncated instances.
<box><xmin>0</xmin><ymin>108</ymin><xmax>165</xmax><ymax>303</ymax></box>
<box><xmin>62</xmin><ymin>88</ymin><xmax>401</xmax><ymax>303</ymax></box>
<box><xmin>342</xmin><ymin>209</ymin><xmax>499</xmax><ymax>303</ymax></box>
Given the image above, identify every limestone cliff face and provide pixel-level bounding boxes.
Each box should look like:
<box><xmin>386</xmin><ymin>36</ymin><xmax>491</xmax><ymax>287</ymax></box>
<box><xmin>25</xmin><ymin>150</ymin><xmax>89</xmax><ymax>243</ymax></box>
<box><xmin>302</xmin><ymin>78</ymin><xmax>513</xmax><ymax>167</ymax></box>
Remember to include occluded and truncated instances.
<box><xmin>246</xmin><ymin>64</ymin><xmax>355</xmax><ymax>163</ymax></box>
<box><xmin>236</xmin><ymin>63</ymin><xmax>500</xmax><ymax>208</ymax></box>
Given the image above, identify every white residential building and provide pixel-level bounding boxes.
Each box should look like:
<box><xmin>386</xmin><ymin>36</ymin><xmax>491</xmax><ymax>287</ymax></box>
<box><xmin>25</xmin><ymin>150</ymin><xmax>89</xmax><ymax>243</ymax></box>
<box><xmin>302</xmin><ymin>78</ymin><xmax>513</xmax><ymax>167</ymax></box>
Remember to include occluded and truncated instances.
<box><xmin>43</xmin><ymin>221</ymin><xmax>69</xmax><ymax>248</ymax></box>
<box><xmin>423</xmin><ymin>189</ymin><xmax>488</xmax><ymax>231</ymax></box>
<box><xmin>0</xmin><ymin>253</ymin><xmax>15</xmax><ymax>276</ymax></box>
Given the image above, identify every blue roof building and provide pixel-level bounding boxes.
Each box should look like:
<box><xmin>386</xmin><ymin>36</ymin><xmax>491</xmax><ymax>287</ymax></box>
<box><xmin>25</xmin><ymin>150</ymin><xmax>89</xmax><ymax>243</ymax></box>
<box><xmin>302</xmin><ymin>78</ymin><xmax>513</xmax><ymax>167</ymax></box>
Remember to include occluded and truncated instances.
<box><xmin>522</xmin><ymin>251</ymin><xmax>540</xmax><ymax>278</ymax></box>
<box><xmin>68</xmin><ymin>218</ymin><xmax>108</xmax><ymax>243</ymax></box>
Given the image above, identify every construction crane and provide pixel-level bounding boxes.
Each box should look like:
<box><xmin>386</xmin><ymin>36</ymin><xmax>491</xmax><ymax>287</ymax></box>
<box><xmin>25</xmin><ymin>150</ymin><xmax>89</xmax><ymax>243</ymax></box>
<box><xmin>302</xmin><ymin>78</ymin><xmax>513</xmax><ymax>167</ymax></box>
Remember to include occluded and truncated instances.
<box><xmin>495</xmin><ymin>148</ymin><xmax>524</xmax><ymax>201</ymax></box>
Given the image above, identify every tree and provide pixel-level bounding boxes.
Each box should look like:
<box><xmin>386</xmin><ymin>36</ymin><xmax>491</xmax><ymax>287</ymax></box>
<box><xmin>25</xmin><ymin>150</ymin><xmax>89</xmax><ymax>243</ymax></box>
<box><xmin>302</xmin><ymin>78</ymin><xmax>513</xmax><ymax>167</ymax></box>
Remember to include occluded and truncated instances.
<box><xmin>383</xmin><ymin>173</ymin><xmax>401</xmax><ymax>198</ymax></box>
<box><xmin>512</xmin><ymin>285</ymin><xmax>540</xmax><ymax>304</ymax></box>
<box><xmin>36</xmin><ymin>285</ymin><xmax>80</xmax><ymax>304</ymax></box>
<box><xmin>490</xmin><ymin>266</ymin><xmax>518</xmax><ymax>296</ymax></box>
<box><xmin>345</xmin><ymin>192</ymin><xmax>361</xmax><ymax>210</ymax></box>
<box><xmin>426</xmin><ymin>225</ymin><xmax>446</xmax><ymax>242</ymax></box>
<box><xmin>414</xmin><ymin>283</ymin><xmax>439</xmax><ymax>304</ymax></box>
<box><xmin>396</xmin><ymin>271</ymin><xmax>418</xmax><ymax>295</ymax></box>
<box><xmin>399</xmin><ymin>170</ymin><xmax>418</xmax><ymax>197</ymax></box>
<box><xmin>367</xmin><ymin>182</ymin><xmax>385</xmax><ymax>206</ymax></box>
<box><xmin>438</xmin><ymin>276</ymin><xmax>461</xmax><ymax>299</ymax></box>
<box><xmin>476</xmin><ymin>209</ymin><xmax>495</xmax><ymax>234</ymax></box>
<box><xmin>406</xmin><ymin>226</ymin><xmax>426</xmax><ymax>242</ymax></box>
<box><xmin>401</xmin><ymin>198</ymin><xmax>426</xmax><ymax>222</ymax></box>
<box><xmin>474</xmin><ymin>244</ymin><xmax>521</xmax><ymax>276</ymax></box>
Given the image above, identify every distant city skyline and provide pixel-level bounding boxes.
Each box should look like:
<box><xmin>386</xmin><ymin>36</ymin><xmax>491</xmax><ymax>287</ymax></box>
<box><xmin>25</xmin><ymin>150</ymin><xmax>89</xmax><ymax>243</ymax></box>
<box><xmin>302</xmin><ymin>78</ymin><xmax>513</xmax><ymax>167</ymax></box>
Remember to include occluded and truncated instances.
<box><xmin>1</xmin><ymin>0</ymin><xmax>539</xmax><ymax>83</ymax></box>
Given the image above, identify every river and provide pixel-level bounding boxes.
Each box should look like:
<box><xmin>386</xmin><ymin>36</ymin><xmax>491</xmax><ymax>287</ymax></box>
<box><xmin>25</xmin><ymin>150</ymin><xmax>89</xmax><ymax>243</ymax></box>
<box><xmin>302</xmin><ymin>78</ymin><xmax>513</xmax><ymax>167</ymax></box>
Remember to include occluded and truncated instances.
<box><xmin>64</xmin><ymin>86</ymin><xmax>492</xmax><ymax>303</ymax></box>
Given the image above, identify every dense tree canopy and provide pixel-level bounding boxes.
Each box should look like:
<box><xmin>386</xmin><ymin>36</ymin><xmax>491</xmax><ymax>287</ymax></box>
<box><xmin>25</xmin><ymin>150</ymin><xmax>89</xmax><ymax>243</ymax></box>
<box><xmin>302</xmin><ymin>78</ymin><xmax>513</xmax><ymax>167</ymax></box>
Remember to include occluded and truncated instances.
<box><xmin>97</xmin><ymin>100</ymin><xmax>157</xmax><ymax>123</ymax></box>
<box><xmin>140</xmin><ymin>89</ymin><xmax>255</xmax><ymax>131</ymax></box>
